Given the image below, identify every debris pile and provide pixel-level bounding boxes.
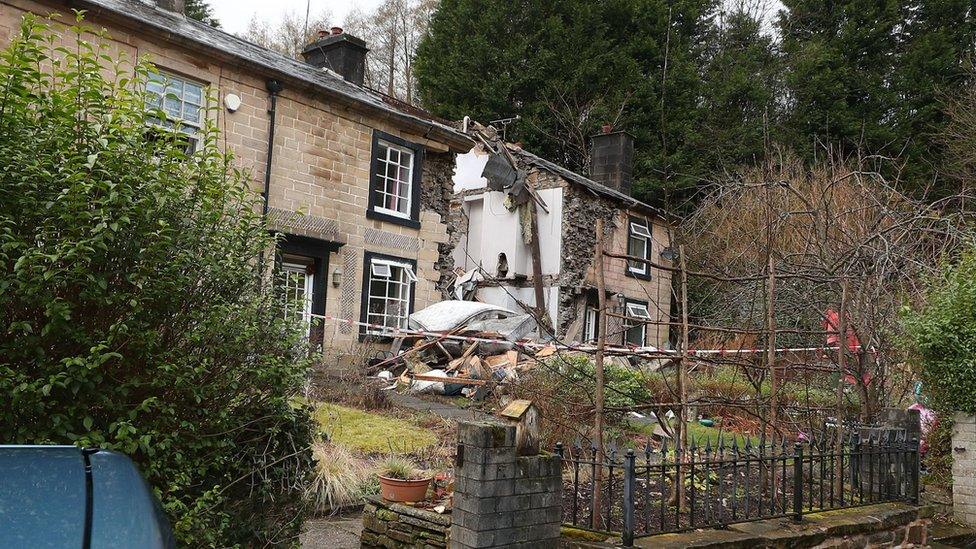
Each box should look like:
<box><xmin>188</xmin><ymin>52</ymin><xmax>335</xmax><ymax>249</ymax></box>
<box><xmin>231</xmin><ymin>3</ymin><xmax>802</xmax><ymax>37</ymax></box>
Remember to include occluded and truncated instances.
<box><xmin>371</xmin><ymin>300</ymin><xmax>555</xmax><ymax>400</ymax></box>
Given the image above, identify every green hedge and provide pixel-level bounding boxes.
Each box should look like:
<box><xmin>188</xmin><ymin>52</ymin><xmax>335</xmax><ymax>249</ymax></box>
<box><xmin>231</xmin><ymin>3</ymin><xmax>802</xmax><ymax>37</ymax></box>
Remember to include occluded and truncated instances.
<box><xmin>0</xmin><ymin>14</ymin><xmax>313</xmax><ymax>546</ymax></box>
<box><xmin>903</xmin><ymin>249</ymin><xmax>976</xmax><ymax>414</ymax></box>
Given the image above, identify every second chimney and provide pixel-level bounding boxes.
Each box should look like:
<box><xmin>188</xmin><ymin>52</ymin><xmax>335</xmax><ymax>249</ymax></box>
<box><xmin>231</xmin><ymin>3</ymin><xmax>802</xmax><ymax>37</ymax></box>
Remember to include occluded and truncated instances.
<box><xmin>156</xmin><ymin>0</ymin><xmax>186</xmax><ymax>14</ymax></box>
<box><xmin>589</xmin><ymin>128</ymin><xmax>635</xmax><ymax>196</ymax></box>
<box><xmin>301</xmin><ymin>28</ymin><xmax>369</xmax><ymax>86</ymax></box>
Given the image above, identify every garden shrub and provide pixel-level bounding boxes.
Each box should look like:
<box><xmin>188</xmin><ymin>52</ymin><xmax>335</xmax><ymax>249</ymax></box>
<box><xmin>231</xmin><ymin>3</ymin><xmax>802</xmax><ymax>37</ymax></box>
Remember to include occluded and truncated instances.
<box><xmin>0</xmin><ymin>14</ymin><xmax>313</xmax><ymax>546</ymax></box>
<box><xmin>513</xmin><ymin>354</ymin><xmax>654</xmax><ymax>445</ymax></box>
<box><xmin>903</xmin><ymin>250</ymin><xmax>976</xmax><ymax>414</ymax></box>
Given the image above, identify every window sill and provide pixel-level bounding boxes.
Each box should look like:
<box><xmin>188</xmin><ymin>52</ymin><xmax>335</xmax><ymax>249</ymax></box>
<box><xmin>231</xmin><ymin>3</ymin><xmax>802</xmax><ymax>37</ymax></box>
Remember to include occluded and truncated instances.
<box><xmin>366</xmin><ymin>208</ymin><xmax>421</xmax><ymax>230</ymax></box>
<box><xmin>625</xmin><ymin>267</ymin><xmax>652</xmax><ymax>281</ymax></box>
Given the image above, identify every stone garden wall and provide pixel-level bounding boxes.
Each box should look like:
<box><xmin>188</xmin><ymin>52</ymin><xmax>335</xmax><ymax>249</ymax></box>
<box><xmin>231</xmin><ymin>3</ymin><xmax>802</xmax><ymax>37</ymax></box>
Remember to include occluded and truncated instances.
<box><xmin>361</xmin><ymin>496</ymin><xmax>450</xmax><ymax>549</ymax></box>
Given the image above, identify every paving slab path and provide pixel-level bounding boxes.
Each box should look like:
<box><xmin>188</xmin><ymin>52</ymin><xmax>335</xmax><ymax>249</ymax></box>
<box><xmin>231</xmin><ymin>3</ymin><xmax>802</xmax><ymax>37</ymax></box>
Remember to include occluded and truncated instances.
<box><xmin>387</xmin><ymin>391</ymin><xmax>492</xmax><ymax>422</ymax></box>
<box><xmin>301</xmin><ymin>512</ymin><xmax>363</xmax><ymax>549</ymax></box>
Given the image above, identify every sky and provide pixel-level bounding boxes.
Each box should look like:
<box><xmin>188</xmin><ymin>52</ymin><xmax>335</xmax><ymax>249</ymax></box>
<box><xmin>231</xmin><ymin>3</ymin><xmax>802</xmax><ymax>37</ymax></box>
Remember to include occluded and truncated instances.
<box><xmin>208</xmin><ymin>0</ymin><xmax>384</xmax><ymax>36</ymax></box>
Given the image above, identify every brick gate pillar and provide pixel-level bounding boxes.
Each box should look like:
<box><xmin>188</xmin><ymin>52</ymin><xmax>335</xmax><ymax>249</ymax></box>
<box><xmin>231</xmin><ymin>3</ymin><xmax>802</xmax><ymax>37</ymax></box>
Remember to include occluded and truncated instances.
<box><xmin>952</xmin><ymin>413</ymin><xmax>976</xmax><ymax>527</ymax></box>
<box><xmin>451</xmin><ymin>421</ymin><xmax>562</xmax><ymax>549</ymax></box>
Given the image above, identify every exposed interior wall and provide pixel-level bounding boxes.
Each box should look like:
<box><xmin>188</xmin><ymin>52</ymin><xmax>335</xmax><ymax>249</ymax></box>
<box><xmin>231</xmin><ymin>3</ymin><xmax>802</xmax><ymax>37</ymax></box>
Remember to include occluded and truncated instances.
<box><xmin>450</xmin><ymin>146</ymin><xmax>674</xmax><ymax>345</ymax></box>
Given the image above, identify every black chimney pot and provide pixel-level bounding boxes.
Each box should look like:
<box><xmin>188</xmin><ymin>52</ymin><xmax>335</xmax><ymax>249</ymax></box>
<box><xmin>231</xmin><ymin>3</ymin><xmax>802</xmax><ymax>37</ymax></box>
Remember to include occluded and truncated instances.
<box><xmin>301</xmin><ymin>32</ymin><xmax>369</xmax><ymax>86</ymax></box>
<box><xmin>589</xmin><ymin>130</ymin><xmax>635</xmax><ymax>196</ymax></box>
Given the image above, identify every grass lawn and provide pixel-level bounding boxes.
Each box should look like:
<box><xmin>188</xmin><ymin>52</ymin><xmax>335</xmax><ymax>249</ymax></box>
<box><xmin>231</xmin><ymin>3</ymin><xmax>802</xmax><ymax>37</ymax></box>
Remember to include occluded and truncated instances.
<box><xmin>314</xmin><ymin>403</ymin><xmax>438</xmax><ymax>454</ymax></box>
<box><xmin>626</xmin><ymin>417</ymin><xmax>762</xmax><ymax>449</ymax></box>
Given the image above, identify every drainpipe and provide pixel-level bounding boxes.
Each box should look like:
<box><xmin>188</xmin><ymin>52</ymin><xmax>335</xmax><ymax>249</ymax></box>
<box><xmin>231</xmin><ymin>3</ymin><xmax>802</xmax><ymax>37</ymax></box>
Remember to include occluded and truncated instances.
<box><xmin>262</xmin><ymin>79</ymin><xmax>283</xmax><ymax>217</ymax></box>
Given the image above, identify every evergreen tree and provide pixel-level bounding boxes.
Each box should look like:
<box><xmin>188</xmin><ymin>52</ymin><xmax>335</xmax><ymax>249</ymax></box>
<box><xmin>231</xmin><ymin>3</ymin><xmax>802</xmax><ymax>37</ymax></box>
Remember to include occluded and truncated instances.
<box><xmin>185</xmin><ymin>0</ymin><xmax>220</xmax><ymax>27</ymax></box>
<box><xmin>414</xmin><ymin>0</ymin><xmax>717</xmax><ymax>208</ymax></box>
<box><xmin>892</xmin><ymin>0</ymin><xmax>976</xmax><ymax>196</ymax></box>
<box><xmin>778</xmin><ymin>0</ymin><xmax>900</xmax><ymax>161</ymax></box>
<box><xmin>697</xmin><ymin>6</ymin><xmax>781</xmax><ymax>173</ymax></box>
<box><xmin>779</xmin><ymin>0</ymin><xmax>975</xmax><ymax>197</ymax></box>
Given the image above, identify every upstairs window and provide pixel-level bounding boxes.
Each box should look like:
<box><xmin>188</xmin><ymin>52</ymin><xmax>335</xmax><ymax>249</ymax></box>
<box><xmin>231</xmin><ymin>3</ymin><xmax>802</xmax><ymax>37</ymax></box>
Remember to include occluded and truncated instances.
<box><xmin>367</xmin><ymin>131</ymin><xmax>423</xmax><ymax>228</ymax></box>
<box><xmin>363</xmin><ymin>254</ymin><xmax>417</xmax><ymax>336</ymax></box>
<box><xmin>623</xmin><ymin>300</ymin><xmax>651</xmax><ymax>347</ymax></box>
<box><xmin>627</xmin><ymin>219</ymin><xmax>652</xmax><ymax>279</ymax></box>
<box><xmin>145</xmin><ymin>70</ymin><xmax>204</xmax><ymax>149</ymax></box>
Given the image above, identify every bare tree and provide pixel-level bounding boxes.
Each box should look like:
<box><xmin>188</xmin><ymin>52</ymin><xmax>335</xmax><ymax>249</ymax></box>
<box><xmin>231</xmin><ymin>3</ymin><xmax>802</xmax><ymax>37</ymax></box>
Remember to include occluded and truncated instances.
<box><xmin>343</xmin><ymin>0</ymin><xmax>437</xmax><ymax>103</ymax></box>
<box><xmin>241</xmin><ymin>10</ymin><xmax>333</xmax><ymax>60</ymax></box>
<box><xmin>681</xmin><ymin>151</ymin><xmax>968</xmax><ymax>430</ymax></box>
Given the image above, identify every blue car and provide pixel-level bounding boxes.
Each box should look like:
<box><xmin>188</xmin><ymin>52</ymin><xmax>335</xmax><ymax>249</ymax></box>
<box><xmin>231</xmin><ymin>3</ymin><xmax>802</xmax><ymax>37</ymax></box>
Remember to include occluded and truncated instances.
<box><xmin>0</xmin><ymin>446</ymin><xmax>175</xmax><ymax>548</ymax></box>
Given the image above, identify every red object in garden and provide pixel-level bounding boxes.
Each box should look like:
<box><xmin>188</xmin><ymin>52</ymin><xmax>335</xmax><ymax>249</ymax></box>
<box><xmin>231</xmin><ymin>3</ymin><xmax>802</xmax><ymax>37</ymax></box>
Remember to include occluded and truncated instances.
<box><xmin>822</xmin><ymin>308</ymin><xmax>874</xmax><ymax>386</ymax></box>
<box><xmin>822</xmin><ymin>308</ymin><xmax>860</xmax><ymax>351</ymax></box>
<box><xmin>378</xmin><ymin>475</ymin><xmax>432</xmax><ymax>503</ymax></box>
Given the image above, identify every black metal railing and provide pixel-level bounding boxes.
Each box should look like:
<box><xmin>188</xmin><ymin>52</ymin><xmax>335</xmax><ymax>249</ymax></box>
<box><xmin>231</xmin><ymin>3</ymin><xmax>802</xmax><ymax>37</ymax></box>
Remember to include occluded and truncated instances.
<box><xmin>555</xmin><ymin>431</ymin><xmax>919</xmax><ymax>546</ymax></box>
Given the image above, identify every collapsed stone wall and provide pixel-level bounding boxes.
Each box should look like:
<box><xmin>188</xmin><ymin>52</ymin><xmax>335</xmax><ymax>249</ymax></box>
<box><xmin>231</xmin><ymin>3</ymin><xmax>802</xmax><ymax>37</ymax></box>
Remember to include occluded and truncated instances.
<box><xmin>421</xmin><ymin>151</ymin><xmax>461</xmax><ymax>299</ymax></box>
<box><xmin>361</xmin><ymin>495</ymin><xmax>450</xmax><ymax>549</ymax></box>
<box><xmin>557</xmin><ymin>183</ymin><xmax>619</xmax><ymax>338</ymax></box>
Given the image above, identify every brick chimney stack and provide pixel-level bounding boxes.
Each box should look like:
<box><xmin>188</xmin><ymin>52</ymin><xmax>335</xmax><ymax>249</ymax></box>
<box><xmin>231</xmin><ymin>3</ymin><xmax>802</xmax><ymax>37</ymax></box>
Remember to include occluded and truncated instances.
<box><xmin>301</xmin><ymin>27</ymin><xmax>369</xmax><ymax>86</ymax></box>
<box><xmin>589</xmin><ymin>126</ymin><xmax>635</xmax><ymax>196</ymax></box>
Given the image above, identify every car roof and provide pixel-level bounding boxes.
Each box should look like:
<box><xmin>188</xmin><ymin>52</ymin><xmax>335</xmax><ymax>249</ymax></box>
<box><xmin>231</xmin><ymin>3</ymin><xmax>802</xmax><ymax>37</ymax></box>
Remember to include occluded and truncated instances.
<box><xmin>0</xmin><ymin>446</ymin><xmax>174</xmax><ymax>548</ymax></box>
<box><xmin>409</xmin><ymin>300</ymin><xmax>517</xmax><ymax>332</ymax></box>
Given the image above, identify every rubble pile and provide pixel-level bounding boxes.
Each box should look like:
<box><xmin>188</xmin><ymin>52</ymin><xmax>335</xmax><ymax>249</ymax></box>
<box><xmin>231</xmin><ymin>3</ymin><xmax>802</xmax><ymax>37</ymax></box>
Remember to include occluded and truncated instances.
<box><xmin>371</xmin><ymin>300</ymin><xmax>557</xmax><ymax>400</ymax></box>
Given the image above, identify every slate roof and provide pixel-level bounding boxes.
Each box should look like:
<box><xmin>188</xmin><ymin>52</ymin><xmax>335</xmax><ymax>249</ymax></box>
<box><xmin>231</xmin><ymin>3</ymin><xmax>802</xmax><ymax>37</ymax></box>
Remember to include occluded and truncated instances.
<box><xmin>73</xmin><ymin>0</ymin><xmax>472</xmax><ymax>151</ymax></box>
<box><xmin>508</xmin><ymin>145</ymin><xmax>674</xmax><ymax>221</ymax></box>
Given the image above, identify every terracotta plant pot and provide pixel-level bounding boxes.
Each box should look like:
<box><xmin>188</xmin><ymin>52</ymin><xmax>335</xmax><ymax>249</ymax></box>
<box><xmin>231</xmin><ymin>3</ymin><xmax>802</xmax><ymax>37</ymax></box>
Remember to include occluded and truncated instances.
<box><xmin>378</xmin><ymin>475</ymin><xmax>432</xmax><ymax>503</ymax></box>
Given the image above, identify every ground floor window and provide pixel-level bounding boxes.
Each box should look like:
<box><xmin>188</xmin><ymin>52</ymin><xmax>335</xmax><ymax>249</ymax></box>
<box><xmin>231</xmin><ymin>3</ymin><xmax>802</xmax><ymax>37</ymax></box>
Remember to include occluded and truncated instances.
<box><xmin>363</xmin><ymin>253</ymin><xmax>417</xmax><ymax>336</ymax></box>
<box><xmin>583</xmin><ymin>305</ymin><xmax>599</xmax><ymax>343</ymax></box>
<box><xmin>623</xmin><ymin>300</ymin><xmax>651</xmax><ymax>347</ymax></box>
<box><xmin>280</xmin><ymin>254</ymin><xmax>315</xmax><ymax>325</ymax></box>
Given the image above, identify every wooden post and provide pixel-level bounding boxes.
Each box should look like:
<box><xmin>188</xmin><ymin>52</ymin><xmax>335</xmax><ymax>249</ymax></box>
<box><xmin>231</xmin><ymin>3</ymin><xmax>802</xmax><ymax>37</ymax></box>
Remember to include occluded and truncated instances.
<box><xmin>834</xmin><ymin>279</ymin><xmax>848</xmax><ymax>497</ymax></box>
<box><xmin>676</xmin><ymin>244</ymin><xmax>689</xmax><ymax>510</ymax></box>
<box><xmin>500</xmin><ymin>399</ymin><xmax>541</xmax><ymax>456</ymax></box>
<box><xmin>767</xmin><ymin>255</ymin><xmax>778</xmax><ymax>439</ymax></box>
<box><xmin>527</xmin><ymin>194</ymin><xmax>548</xmax><ymax>326</ymax></box>
<box><xmin>592</xmin><ymin>218</ymin><xmax>607</xmax><ymax>529</ymax></box>
<box><xmin>767</xmin><ymin>255</ymin><xmax>779</xmax><ymax>502</ymax></box>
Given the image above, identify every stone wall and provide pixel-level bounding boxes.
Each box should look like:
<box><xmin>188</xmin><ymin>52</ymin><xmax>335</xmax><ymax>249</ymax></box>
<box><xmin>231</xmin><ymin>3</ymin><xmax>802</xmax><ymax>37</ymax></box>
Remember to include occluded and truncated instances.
<box><xmin>952</xmin><ymin>412</ymin><xmax>976</xmax><ymax>527</ymax></box>
<box><xmin>0</xmin><ymin>0</ymin><xmax>463</xmax><ymax>349</ymax></box>
<box><xmin>451</xmin><ymin>421</ymin><xmax>562</xmax><ymax>549</ymax></box>
<box><xmin>632</xmin><ymin>503</ymin><xmax>929</xmax><ymax>549</ymax></box>
<box><xmin>361</xmin><ymin>495</ymin><xmax>450</xmax><ymax>549</ymax></box>
<box><xmin>558</xmin><ymin>183</ymin><xmax>674</xmax><ymax>349</ymax></box>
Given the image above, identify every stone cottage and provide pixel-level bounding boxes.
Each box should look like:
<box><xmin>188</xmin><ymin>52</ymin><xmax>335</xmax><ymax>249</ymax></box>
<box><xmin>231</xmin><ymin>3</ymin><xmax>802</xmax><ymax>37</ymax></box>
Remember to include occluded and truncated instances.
<box><xmin>0</xmin><ymin>0</ymin><xmax>473</xmax><ymax>347</ymax></box>
<box><xmin>452</xmin><ymin>126</ymin><xmax>676</xmax><ymax>350</ymax></box>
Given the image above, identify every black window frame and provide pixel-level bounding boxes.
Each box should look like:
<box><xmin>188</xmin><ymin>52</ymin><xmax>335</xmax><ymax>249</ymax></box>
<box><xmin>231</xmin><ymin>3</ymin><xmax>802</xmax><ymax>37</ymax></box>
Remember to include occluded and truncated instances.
<box><xmin>625</xmin><ymin>216</ymin><xmax>653</xmax><ymax>281</ymax></box>
<box><xmin>359</xmin><ymin>251</ymin><xmax>418</xmax><ymax>341</ymax></box>
<box><xmin>273</xmin><ymin>234</ymin><xmax>342</xmax><ymax>344</ymax></box>
<box><xmin>366</xmin><ymin>130</ymin><xmax>424</xmax><ymax>229</ymax></box>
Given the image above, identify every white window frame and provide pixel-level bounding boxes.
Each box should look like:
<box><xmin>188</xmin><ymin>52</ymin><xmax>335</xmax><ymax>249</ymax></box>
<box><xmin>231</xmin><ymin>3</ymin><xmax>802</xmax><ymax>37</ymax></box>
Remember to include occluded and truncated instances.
<box><xmin>623</xmin><ymin>301</ymin><xmax>651</xmax><ymax>347</ymax></box>
<box><xmin>145</xmin><ymin>70</ymin><xmax>205</xmax><ymax>150</ymax></box>
<box><xmin>583</xmin><ymin>306</ymin><xmax>599</xmax><ymax>343</ymax></box>
<box><xmin>365</xmin><ymin>257</ymin><xmax>416</xmax><ymax>335</ymax></box>
<box><xmin>373</xmin><ymin>140</ymin><xmax>415</xmax><ymax>220</ymax></box>
<box><xmin>281</xmin><ymin>261</ymin><xmax>314</xmax><ymax>325</ymax></box>
<box><xmin>627</xmin><ymin>221</ymin><xmax>652</xmax><ymax>275</ymax></box>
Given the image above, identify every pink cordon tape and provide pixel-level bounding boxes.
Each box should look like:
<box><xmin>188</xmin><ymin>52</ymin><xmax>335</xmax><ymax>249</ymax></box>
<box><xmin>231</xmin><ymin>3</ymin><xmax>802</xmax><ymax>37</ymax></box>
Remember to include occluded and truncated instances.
<box><xmin>309</xmin><ymin>313</ymin><xmax>863</xmax><ymax>358</ymax></box>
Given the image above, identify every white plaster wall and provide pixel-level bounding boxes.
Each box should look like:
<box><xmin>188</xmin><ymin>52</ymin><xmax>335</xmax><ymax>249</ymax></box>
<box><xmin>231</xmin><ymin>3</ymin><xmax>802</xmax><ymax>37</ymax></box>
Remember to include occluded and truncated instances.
<box><xmin>479</xmin><ymin>286</ymin><xmax>560</xmax><ymax>325</ymax></box>
<box><xmin>454</xmin><ymin>147</ymin><xmax>490</xmax><ymax>192</ymax></box>
<box><xmin>453</xmin><ymin>189</ymin><xmax>563</xmax><ymax>277</ymax></box>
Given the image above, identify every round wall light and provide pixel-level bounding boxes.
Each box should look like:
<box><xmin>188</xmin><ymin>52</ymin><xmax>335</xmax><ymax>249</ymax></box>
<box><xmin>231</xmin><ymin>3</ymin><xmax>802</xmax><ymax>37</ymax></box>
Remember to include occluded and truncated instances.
<box><xmin>224</xmin><ymin>93</ymin><xmax>242</xmax><ymax>113</ymax></box>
